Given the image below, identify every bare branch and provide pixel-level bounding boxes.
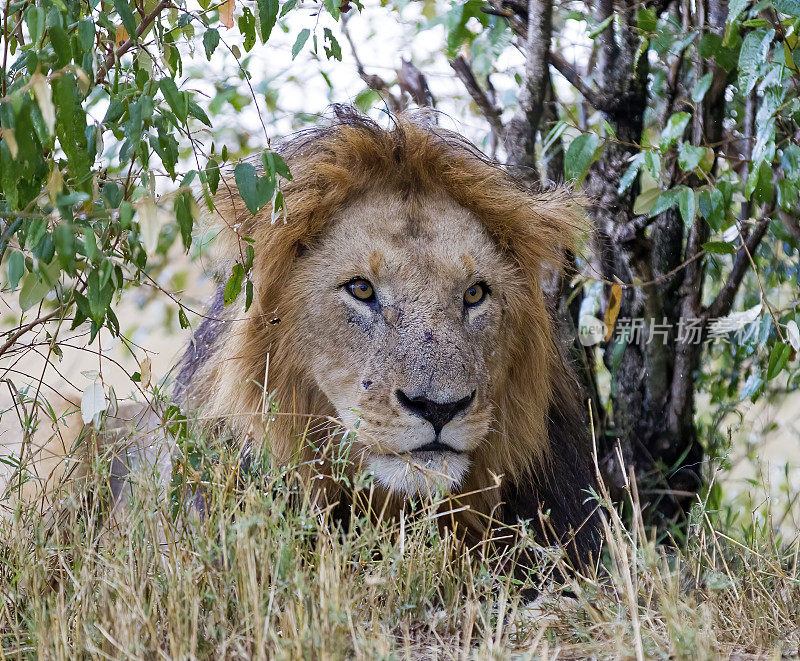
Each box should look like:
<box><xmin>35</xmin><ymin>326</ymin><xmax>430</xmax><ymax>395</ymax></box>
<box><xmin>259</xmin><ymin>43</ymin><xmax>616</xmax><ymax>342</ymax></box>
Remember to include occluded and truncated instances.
<box><xmin>95</xmin><ymin>0</ymin><xmax>171</xmax><ymax>85</ymax></box>
<box><xmin>549</xmin><ymin>50</ymin><xmax>608</xmax><ymax>112</ymax></box>
<box><xmin>396</xmin><ymin>59</ymin><xmax>435</xmax><ymax>108</ymax></box>
<box><xmin>703</xmin><ymin>216</ymin><xmax>772</xmax><ymax>320</ymax></box>
<box><xmin>449</xmin><ymin>56</ymin><xmax>504</xmax><ymax>143</ymax></box>
<box><xmin>340</xmin><ymin>13</ymin><xmax>402</xmax><ymax>112</ymax></box>
<box><xmin>484</xmin><ymin>1</ymin><xmax>614</xmax><ymax>113</ymax></box>
<box><xmin>0</xmin><ymin>307</ymin><xmax>64</xmax><ymax>361</ymax></box>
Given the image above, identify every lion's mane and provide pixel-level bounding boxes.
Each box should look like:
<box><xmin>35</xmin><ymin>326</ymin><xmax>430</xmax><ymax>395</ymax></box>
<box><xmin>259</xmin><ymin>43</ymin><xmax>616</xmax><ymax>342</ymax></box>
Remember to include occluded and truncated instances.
<box><xmin>173</xmin><ymin>108</ymin><xmax>601</xmax><ymax>565</ymax></box>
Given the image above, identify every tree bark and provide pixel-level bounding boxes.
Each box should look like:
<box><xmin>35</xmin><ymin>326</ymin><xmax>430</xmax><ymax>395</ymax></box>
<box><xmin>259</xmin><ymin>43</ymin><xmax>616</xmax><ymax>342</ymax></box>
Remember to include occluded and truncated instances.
<box><xmin>505</xmin><ymin>0</ymin><xmax>552</xmax><ymax>186</ymax></box>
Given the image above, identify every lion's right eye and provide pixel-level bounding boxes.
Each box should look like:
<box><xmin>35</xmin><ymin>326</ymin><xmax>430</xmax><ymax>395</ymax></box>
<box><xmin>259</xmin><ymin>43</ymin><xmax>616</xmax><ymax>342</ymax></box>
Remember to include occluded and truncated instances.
<box><xmin>346</xmin><ymin>279</ymin><xmax>376</xmax><ymax>303</ymax></box>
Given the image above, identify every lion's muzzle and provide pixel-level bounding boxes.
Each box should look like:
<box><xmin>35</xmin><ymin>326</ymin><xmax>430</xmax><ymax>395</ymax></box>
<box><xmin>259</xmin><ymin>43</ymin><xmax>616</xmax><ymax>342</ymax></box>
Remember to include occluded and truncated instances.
<box><xmin>395</xmin><ymin>389</ymin><xmax>475</xmax><ymax>439</ymax></box>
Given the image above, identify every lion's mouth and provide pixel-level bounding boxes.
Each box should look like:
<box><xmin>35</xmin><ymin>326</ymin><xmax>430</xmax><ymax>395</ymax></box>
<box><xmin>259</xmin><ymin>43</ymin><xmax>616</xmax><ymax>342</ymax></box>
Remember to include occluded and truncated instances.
<box><xmin>406</xmin><ymin>440</ymin><xmax>462</xmax><ymax>454</ymax></box>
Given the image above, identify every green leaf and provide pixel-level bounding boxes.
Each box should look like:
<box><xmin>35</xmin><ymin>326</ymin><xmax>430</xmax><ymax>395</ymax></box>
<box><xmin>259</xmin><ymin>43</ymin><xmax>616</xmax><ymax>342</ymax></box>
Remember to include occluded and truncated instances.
<box><xmin>637</xmin><ymin>8</ymin><xmax>657</xmax><ymax>32</ymax></box>
<box><xmin>51</xmin><ymin>74</ymin><xmax>91</xmax><ymax>184</ymax></box>
<box><xmin>618</xmin><ymin>154</ymin><xmax>642</xmax><ymax>194</ymax></box>
<box><xmin>633</xmin><ymin>187</ymin><xmax>661</xmax><ymax>216</ymax></box>
<box><xmin>677</xmin><ymin>186</ymin><xmax>695</xmax><ymax>224</ymax></box>
<box><xmin>766</xmin><ymin>342</ymin><xmax>792</xmax><ymax>380</ymax></box>
<box><xmin>224</xmin><ymin>263</ymin><xmax>246</xmax><ymax>305</ymax></box>
<box><xmin>178</xmin><ymin>307</ymin><xmax>190</xmax><ymax>329</ymax></box>
<box><xmin>188</xmin><ymin>101</ymin><xmax>211</xmax><ymax>127</ymax></box>
<box><xmin>239</xmin><ymin>8</ymin><xmax>257</xmax><ymax>51</ymax></box>
<box><xmin>691</xmin><ymin>72</ymin><xmax>713</xmax><ymax>104</ymax></box>
<box><xmin>255</xmin><ymin>0</ymin><xmax>279</xmax><ymax>42</ymax></box>
<box><xmin>49</xmin><ymin>25</ymin><xmax>71</xmax><ymax>67</ymax></box>
<box><xmin>77</xmin><ymin>20</ymin><xmax>95</xmax><ymax>52</ymax></box>
<box><xmin>7</xmin><ymin>251</ymin><xmax>24</xmax><ymax>288</ymax></box>
<box><xmin>174</xmin><ymin>191</ymin><xmax>194</xmax><ymax>251</ymax></box>
<box><xmin>234</xmin><ymin>162</ymin><xmax>274</xmax><ymax>214</ymax></box>
<box><xmin>160</xmin><ymin>78</ymin><xmax>188</xmax><ymax>124</ymax></box>
<box><xmin>323</xmin><ymin>0</ymin><xmax>340</xmax><ymax>20</ymax></box>
<box><xmin>54</xmin><ymin>225</ymin><xmax>75</xmax><ymax>271</ymax></box>
<box><xmin>113</xmin><ymin>0</ymin><xmax>138</xmax><ymax>41</ymax></box>
<box><xmin>292</xmin><ymin>28</ymin><xmax>311</xmax><ymax>60</ymax></box>
<box><xmin>323</xmin><ymin>28</ymin><xmax>342</xmax><ymax>60</ymax></box>
<box><xmin>643</xmin><ymin>150</ymin><xmax>661</xmax><ymax>179</ymax></box>
<box><xmin>19</xmin><ymin>272</ymin><xmax>51</xmax><ymax>312</ymax></box>
<box><xmin>245</xmin><ymin>279</ymin><xmax>254</xmax><ymax>311</ymax></box>
<box><xmin>699</xmin><ymin>188</ymin><xmax>725</xmax><ymax>231</ymax></box>
<box><xmin>702</xmin><ymin>241</ymin><xmax>735</xmax><ymax>254</ymax></box>
<box><xmin>659</xmin><ymin>112</ymin><xmax>690</xmax><ymax>151</ymax></box>
<box><xmin>203</xmin><ymin>29</ymin><xmax>220</xmax><ymax>60</ymax></box>
<box><xmin>103</xmin><ymin>182</ymin><xmax>123</xmax><ymax>209</ymax></box>
<box><xmin>738</xmin><ymin>29</ymin><xmax>774</xmax><ymax>95</ymax></box>
<box><xmin>261</xmin><ymin>151</ymin><xmax>292</xmax><ymax>180</ymax></box>
<box><xmin>728</xmin><ymin>0</ymin><xmax>751</xmax><ymax>22</ymax></box>
<box><xmin>678</xmin><ymin>142</ymin><xmax>707</xmax><ymax>172</ymax></box>
<box><xmin>25</xmin><ymin>6</ymin><xmax>45</xmax><ymax>45</ymax></box>
<box><xmin>747</xmin><ymin>160</ymin><xmax>774</xmax><ymax>203</ymax></box>
<box><xmin>244</xmin><ymin>244</ymin><xmax>255</xmax><ymax>271</ymax></box>
<box><xmin>564</xmin><ymin>133</ymin><xmax>600</xmax><ymax>183</ymax></box>
<box><xmin>354</xmin><ymin>88</ymin><xmax>381</xmax><ymax>112</ymax></box>
<box><xmin>119</xmin><ymin>202</ymin><xmax>134</xmax><ymax>230</ymax></box>
<box><xmin>206</xmin><ymin>158</ymin><xmax>221</xmax><ymax>195</ymax></box>
<box><xmin>649</xmin><ymin>188</ymin><xmax>679</xmax><ymax>217</ymax></box>
<box><xmin>772</xmin><ymin>0</ymin><xmax>800</xmax><ymax>18</ymax></box>
<box><xmin>740</xmin><ymin>372</ymin><xmax>763</xmax><ymax>401</ymax></box>
<box><xmin>589</xmin><ymin>14</ymin><xmax>613</xmax><ymax>39</ymax></box>
<box><xmin>781</xmin><ymin>145</ymin><xmax>800</xmax><ymax>181</ymax></box>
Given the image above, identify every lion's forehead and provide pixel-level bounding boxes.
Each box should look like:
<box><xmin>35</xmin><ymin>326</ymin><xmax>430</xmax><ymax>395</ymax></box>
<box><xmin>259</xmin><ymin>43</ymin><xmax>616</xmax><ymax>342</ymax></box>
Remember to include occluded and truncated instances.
<box><xmin>312</xmin><ymin>188</ymin><xmax>512</xmax><ymax>290</ymax></box>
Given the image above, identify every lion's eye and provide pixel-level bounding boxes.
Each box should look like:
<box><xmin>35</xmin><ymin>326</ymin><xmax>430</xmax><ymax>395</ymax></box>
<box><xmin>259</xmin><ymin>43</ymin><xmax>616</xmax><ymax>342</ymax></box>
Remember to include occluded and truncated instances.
<box><xmin>464</xmin><ymin>282</ymin><xmax>487</xmax><ymax>307</ymax></box>
<box><xmin>346</xmin><ymin>278</ymin><xmax>376</xmax><ymax>303</ymax></box>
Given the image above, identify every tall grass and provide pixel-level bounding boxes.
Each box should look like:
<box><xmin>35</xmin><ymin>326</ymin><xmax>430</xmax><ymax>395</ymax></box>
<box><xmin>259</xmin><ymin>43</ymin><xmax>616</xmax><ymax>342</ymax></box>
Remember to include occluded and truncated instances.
<box><xmin>1</xmin><ymin>416</ymin><xmax>799</xmax><ymax>659</ymax></box>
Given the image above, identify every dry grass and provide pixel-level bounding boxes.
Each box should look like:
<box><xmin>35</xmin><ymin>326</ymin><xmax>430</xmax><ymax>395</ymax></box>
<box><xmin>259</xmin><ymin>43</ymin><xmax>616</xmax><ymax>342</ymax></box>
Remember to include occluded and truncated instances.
<box><xmin>1</xmin><ymin>419</ymin><xmax>799</xmax><ymax>660</ymax></box>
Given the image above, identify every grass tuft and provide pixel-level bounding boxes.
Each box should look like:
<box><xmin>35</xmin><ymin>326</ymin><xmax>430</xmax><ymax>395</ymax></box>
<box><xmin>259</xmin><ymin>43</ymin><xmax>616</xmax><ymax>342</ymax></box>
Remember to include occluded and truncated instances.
<box><xmin>1</xmin><ymin>421</ymin><xmax>799</xmax><ymax>659</ymax></box>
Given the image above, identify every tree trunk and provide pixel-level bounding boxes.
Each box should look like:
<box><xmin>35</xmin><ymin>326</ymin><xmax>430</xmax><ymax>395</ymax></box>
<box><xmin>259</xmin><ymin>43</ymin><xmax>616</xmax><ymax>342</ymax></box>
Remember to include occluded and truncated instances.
<box><xmin>480</xmin><ymin>0</ymin><xmax>737</xmax><ymax>530</ymax></box>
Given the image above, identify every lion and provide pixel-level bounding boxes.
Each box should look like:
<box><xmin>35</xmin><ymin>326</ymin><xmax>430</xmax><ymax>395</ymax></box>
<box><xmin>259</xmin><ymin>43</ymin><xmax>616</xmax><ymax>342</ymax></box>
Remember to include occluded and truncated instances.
<box><xmin>134</xmin><ymin>107</ymin><xmax>603</xmax><ymax>572</ymax></box>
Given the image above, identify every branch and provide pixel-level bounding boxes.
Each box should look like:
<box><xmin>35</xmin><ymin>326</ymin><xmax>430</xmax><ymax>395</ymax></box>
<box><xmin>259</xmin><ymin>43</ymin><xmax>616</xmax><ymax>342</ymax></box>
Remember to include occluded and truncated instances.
<box><xmin>340</xmin><ymin>13</ymin><xmax>402</xmax><ymax>112</ymax></box>
<box><xmin>483</xmin><ymin>1</ymin><xmax>613</xmax><ymax>113</ymax></box>
<box><xmin>396</xmin><ymin>58</ymin><xmax>435</xmax><ymax>108</ymax></box>
<box><xmin>449</xmin><ymin>56</ymin><xmax>504</xmax><ymax>142</ymax></box>
<box><xmin>703</xmin><ymin>216</ymin><xmax>771</xmax><ymax>320</ymax></box>
<box><xmin>549</xmin><ymin>50</ymin><xmax>608</xmax><ymax>112</ymax></box>
<box><xmin>95</xmin><ymin>0</ymin><xmax>172</xmax><ymax>86</ymax></box>
<box><xmin>0</xmin><ymin>307</ymin><xmax>64</xmax><ymax>361</ymax></box>
<box><xmin>504</xmin><ymin>0</ymin><xmax>552</xmax><ymax>183</ymax></box>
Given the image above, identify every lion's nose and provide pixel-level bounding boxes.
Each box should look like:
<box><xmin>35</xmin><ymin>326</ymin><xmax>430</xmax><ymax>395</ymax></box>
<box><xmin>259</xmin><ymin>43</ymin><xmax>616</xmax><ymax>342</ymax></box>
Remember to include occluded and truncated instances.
<box><xmin>396</xmin><ymin>390</ymin><xmax>475</xmax><ymax>435</ymax></box>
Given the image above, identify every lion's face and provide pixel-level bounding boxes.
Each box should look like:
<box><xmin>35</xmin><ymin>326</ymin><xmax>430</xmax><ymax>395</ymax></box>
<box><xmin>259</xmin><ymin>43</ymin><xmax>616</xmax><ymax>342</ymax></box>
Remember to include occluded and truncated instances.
<box><xmin>291</xmin><ymin>189</ymin><xmax>523</xmax><ymax>498</ymax></box>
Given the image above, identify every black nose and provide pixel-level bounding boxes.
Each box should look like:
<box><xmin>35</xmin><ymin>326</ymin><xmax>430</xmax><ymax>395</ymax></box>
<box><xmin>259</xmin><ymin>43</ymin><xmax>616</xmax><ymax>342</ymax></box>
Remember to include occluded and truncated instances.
<box><xmin>396</xmin><ymin>390</ymin><xmax>475</xmax><ymax>435</ymax></box>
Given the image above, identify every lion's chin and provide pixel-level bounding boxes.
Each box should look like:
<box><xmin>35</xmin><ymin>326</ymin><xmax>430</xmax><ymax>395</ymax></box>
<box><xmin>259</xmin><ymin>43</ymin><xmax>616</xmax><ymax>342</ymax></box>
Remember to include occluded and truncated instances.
<box><xmin>366</xmin><ymin>453</ymin><xmax>470</xmax><ymax>499</ymax></box>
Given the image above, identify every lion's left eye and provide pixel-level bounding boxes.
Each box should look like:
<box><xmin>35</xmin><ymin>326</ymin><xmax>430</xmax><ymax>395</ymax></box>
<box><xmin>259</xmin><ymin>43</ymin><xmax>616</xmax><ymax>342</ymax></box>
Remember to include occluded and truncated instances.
<box><xmin>346</xmin><ymin>278</ymin><xmax>376</xmax><ymax>303</ymax></box>
<box><xmin>464</xmin><ymin>282</ymin><xmax>488</xmax><ymax>307</ymax></box>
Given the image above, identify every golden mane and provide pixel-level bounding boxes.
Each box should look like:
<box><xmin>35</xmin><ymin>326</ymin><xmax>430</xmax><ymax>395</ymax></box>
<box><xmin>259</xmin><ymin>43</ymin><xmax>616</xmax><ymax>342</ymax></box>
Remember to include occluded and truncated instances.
<box><xmin>176</xmin><ymin>109</ymin><xmax>587</xmax><ymax>519</ymax></box>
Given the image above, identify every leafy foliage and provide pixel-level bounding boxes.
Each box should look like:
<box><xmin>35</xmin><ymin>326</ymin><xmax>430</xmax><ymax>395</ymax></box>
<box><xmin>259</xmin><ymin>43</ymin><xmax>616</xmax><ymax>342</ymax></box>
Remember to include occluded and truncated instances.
<box><xmin>0</xmin><ymin>0</ymin><xmax>339</xmax><ymax>356</ymax></box>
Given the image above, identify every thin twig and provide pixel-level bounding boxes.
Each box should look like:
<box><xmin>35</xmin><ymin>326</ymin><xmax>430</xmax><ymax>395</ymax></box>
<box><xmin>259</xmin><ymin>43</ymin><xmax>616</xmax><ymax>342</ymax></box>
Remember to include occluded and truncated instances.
<box><xmin>340</xmin><ymin>12</ymin><xmax>402</xmax><ymax>112</ymax></box>
<box><xmin>95</xmin><ymin>0</ymin><xmax>171</xmax><ymax>85</ymax></box>
<box><xmin>0</xmin><ymin>307</ymin><xmax>65</xmax><ymax>360</ymax></box>
<box><xmin>449</xmin><ymin>56</ymin><xmax>504</xmax><ymax>142</ymax></box>
<box><xmin>549</xmin><ymin>50</ymin><xmax>608</xmax><ymax>112</ymax></box>
<box><xmin>703</xmin><ymin>216</ymin><xmax>771</xmax><ymax>320</ymax></box>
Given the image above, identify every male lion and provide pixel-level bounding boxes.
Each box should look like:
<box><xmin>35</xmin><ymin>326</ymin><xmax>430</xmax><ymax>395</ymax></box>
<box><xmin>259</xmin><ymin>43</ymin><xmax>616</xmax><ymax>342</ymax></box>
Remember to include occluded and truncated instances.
<box><xmin>156</xmin><ymin>108</ymin><xmax>602</xmax><ymax>571</ymax></box>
